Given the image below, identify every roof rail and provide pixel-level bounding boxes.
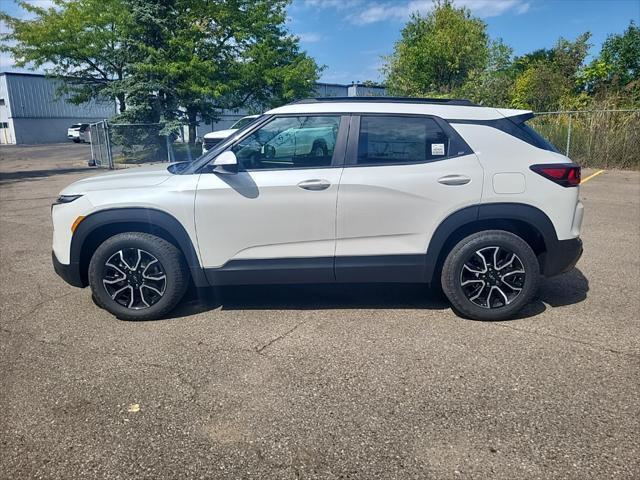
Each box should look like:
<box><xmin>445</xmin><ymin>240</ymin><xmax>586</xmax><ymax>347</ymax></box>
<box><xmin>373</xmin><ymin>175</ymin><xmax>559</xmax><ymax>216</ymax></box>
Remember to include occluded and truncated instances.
<box><xmin>292</xmin><ymin>96</ymin><xmax>479</xmax><ymax>107</ymax></box>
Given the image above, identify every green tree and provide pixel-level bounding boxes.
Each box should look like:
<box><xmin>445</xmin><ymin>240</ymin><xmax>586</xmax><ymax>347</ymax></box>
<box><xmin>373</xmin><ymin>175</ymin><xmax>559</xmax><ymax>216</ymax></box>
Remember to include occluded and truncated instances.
<box><xmin>458</xmin><ymin>39</ymin><xmax>515</xmax><ymax>106</ymax></box>
<box><xmin>581</xmin><ymin>21</ymin><xmax>639</xmax><ymax>98</ymax></box>
<box><xmin>511</xmin><ymin>33</ymin><xmax>591</xmax><ymax>111</ymax></box>
<box><xmin>1</xmin><ymin>0</ymin><xmax>134</xmax><ymax>112</ymax></box>
<box><xmin>1</xmin><ymin>0</ymin><xmax>321</xmax><ymax>143</ymax></box>
<box><xmin>119</xmin><ymin>0</ymin><xmax>321</xmax><ymax>143</ymax></box>
<box><xmin>383</xmin><ymin>0</ymin><xmax>488</xmax><ymax>96</ymax></box>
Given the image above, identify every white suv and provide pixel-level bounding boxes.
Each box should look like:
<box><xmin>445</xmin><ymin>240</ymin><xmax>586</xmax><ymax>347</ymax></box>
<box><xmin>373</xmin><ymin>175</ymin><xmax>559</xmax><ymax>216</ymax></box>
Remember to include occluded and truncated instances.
<box><xmin>52</xmin><ymin>97</ymin><xmax>583</xmax><ymax>321</ymax></box>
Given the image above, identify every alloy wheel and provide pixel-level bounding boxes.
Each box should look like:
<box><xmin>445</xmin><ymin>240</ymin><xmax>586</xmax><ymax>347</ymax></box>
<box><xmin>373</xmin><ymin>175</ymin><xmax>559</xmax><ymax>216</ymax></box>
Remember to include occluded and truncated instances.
<box><xmin>102</xmin><ymin>248</ymin><xmax>167</xmax><ymax>309</ymax></box>
<box><xmin>459</xmin><ymin>246</ymin><xmax>526</xmax><ymax>309</ymax></box>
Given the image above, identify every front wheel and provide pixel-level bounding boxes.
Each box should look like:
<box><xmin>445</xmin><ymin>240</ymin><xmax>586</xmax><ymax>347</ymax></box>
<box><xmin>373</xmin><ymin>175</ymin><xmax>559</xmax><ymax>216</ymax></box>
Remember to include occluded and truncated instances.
<box><xmin>441</xmin><ymin>230</ymin><xmax>540</xmax><ymax>321</ymax></box>
<box><xmin>88</xmin><ymin>232</ymin><xmax>189</xmax><ymax>320</ymax></box>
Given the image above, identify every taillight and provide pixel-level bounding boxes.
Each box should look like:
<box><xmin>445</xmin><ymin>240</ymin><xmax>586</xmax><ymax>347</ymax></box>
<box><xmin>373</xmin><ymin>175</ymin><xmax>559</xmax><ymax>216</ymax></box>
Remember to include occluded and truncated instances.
<box><xmin>530</xmin><ymin>163</ymin><xmax>581</xmax><ymax>187</ymax></box>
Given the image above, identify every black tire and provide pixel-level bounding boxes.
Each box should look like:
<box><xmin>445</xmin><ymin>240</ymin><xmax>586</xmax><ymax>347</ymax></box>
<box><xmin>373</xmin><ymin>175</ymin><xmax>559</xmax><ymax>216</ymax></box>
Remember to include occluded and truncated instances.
<box><xmin>88</xmin><ymin>232</ymin><xmax>189</xmax><ymax>320</ymax></box>
<box><xmin>441</xmin><ymin>230</ymin><xmax>540</xmax><ymax>321</ymax></box>
<box><xmin>310</xmin><ymin>141</ymin><xmax>328</xmax><ymax>158</ymax></box>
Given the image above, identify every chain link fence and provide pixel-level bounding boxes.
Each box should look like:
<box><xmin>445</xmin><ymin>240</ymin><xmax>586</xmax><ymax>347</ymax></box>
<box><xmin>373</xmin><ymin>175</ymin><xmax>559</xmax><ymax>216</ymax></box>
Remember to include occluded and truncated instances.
<box><xmin>530</xmin><ymin>109</ymin><xmax>640</xmax><ymax>169</ymax></box>
<box><xmin>88</xmin><ymin>122</ymin><xmax>202</xmax><ymax>169</ymax></box>
<box><xmin>88</xmin><ymin>120</ymin><xmax>114</xmax><ymax>168</ymax></box>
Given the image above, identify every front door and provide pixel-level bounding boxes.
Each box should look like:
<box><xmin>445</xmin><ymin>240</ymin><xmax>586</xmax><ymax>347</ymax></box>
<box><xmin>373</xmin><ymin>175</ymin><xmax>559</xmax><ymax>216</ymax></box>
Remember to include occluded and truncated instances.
<box><xmin>195</xmin><ymin>114</ymin><xmax>348</xmax><ymax>284</ymax></box>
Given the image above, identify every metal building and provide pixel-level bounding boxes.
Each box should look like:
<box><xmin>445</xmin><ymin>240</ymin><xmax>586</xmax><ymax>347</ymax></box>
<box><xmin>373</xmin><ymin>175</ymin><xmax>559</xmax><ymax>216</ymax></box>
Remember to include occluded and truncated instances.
<box><xmin>0</xmin><ymin>72</ymin><xmax>117</xmax><ymax>145</ymax></box>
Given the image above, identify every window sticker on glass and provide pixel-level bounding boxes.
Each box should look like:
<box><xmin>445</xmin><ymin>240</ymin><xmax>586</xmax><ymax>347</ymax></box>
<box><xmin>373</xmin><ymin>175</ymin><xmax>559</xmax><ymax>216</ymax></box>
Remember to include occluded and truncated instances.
<box><xmin>431</xmin><ymin>143</ymin><xmax>445</xmax><ymax>156</ymax></box>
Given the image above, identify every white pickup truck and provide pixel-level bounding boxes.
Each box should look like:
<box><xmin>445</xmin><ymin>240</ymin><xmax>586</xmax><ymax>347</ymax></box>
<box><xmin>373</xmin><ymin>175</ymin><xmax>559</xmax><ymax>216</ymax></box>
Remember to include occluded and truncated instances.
<box><xmin>201</xmin><ymin>115</ymin><xmax>259</xmax><ymax>154</ymax></box>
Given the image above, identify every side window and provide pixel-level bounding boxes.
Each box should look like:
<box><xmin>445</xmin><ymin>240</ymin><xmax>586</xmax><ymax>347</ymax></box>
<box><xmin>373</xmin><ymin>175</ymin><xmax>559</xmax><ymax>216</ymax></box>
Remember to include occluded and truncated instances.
<box><xmin>232</xmin><ymin>115</ymin><xmax>341</xmax><ymax>170</ymax></box>
<box><xmin>357</xmin><ymin>116</ymin><xmax>450</xmax><ymax>165</ymax></box>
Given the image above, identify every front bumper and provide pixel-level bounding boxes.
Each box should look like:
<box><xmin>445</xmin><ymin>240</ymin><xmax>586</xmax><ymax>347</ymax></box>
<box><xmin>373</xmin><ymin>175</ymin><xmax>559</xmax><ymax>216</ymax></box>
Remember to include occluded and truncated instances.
<box><xmin>541</xmin><ymin>237</ymin><xmax>583</xmax><ymax>277</ymax></box>
<box><xmin>52</xmin><ymin>251</ymin><xmax>85</xmax><ymax>287</ymax></box>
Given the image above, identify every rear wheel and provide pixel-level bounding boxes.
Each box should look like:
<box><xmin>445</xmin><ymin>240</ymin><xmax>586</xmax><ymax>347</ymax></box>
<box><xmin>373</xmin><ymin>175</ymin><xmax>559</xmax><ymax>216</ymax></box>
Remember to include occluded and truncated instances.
<box><xmin>88</xmin><ymin>232</ymin><xmax>189</xmax><ymax>320</ymax></box>
<box><xmin>441</xmin><ymin>230</ymin><xmax>539</xmax><ymax>321</ymax></box>
<box><xmin>310</xmin><ymin>141</ymin><xmax>327</xmax><ymax>158</ymax></box>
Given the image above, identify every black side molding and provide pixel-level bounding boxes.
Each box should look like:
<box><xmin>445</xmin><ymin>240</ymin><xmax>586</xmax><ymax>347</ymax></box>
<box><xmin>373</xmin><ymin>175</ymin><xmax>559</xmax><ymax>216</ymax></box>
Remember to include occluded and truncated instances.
<box><xmin>540</xmin><ymin>237</ymin><xmax>583</xmax><ymax>277</ymax></box>
<box><xmin>52</xmin><ymin>251</ymin><xmax>84</xmax><ymax>288</ymax></box>
<box><xmin>69</xmin><ymin>208</ymin><xmax>209</xmax><ymax>287</ymax></box>
<box><xmin>205</xmin><ymin>257</ymin><xmax>335</xmax><ymax>285</ymax></box>
<box><xmin>424</xmin><ymin>203</ymin><xmax>562</xmax><ymax>283</ymax></box>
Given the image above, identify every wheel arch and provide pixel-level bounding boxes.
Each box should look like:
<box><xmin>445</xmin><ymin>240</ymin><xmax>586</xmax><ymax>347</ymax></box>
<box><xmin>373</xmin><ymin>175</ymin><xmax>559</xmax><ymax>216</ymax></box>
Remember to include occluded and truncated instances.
<box><xmin>425</xmin><ymin>203</ymin><xmax>559</xmax><ymax>284</ymax></box>
<box><xmin>71</xmin><ymin>208</ymin><xmax>208</xmax><ymax>288</ymax></box>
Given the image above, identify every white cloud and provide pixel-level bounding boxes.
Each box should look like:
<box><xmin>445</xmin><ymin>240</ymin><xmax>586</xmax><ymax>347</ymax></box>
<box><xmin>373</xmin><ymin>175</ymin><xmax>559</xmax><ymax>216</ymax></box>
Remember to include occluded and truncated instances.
<box><xmin>328</xmin><ymin>0</ymin><xmax>531</xmax><ymax>25</ymax></box>
<box><xmin>304</xmin><ymin>0</ymin><xmax>364</xmax><ymax>10</ymax></box>
<box><xmin>297</xmin><ymin>32</ymin><xmax>323</xmax><ymax>42</ymax></box>
<box><xmin>24</xmin><ymin>0</ymin><xmax>56</xmax><ymax>8</ymax></box>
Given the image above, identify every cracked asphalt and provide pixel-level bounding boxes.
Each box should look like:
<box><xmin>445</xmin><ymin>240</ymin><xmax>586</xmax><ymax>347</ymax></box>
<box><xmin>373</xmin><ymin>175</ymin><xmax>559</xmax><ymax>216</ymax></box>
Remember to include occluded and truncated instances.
<box><xmin>1</xmin><ymin>144</ymin><xmax>639</xmax><ymax>479</ymax></box>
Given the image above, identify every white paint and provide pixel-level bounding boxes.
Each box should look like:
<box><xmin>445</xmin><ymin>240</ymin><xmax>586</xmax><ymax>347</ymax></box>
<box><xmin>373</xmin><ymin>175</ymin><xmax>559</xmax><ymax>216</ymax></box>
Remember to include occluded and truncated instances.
<box><xmin>493</xmin><ymin>173</ymin><xmax>526</xmax><ymax>194</ymax></box>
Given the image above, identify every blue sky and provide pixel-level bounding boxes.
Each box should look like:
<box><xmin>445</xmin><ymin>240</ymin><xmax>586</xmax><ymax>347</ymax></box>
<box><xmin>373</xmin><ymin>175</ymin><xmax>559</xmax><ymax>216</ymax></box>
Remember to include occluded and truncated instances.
<box><xmin>2</xmin><ymin>0</ymin><xmax>639</xmax><ymax>83</ymax></box>
<box><xmin>290</xmin><ymin>0</ymin><xmax>640</xmax><ymax>83</ymax></box>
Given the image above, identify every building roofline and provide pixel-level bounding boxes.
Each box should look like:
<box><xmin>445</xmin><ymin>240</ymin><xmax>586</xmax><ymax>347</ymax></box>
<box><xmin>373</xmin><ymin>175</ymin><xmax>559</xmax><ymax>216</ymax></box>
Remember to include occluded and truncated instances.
<box><xmin>0</xmin><ymin>71</ymin><xmax>48</xmax><ymax>78</ymax></box>
<box><xmin>0</xmin><ymin>73</ymin><xmax>384</xmax><ymax>89</ymax></box>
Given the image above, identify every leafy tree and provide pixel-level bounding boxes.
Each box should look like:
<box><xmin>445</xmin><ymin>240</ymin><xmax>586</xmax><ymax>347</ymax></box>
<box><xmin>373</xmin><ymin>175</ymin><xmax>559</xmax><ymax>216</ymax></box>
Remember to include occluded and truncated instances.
<box><xmin>582</xmin><ymin>21</ymin><xmax>639</xmax><ymax>96</ymax></box>
<box><xmin>119</xmin><ymin>0</ymin><xmax>321</xmax><ymax>143</ymax></box>
<box><xmin>383</xmin><ymin>0</ymin><xmax>488</xmax><ymax>96</ymax></box>
<box><xmin>1</xmin><ymin>0</ymin><xmax>321</xmax><ymax>143</ymax></box>
<box><xmin>0</xmin><ymin>0</ymin><xmax>134</xmax><ymax>112</ymax></box>
<box><xmin>458</xmin><ymin>39</ymin><xmax>515</xmax><ymax>106</ymax></box>
<box><xmin>511</xmin><ymin>63</ymin><xmax>569</xmax><ymax>111</ymax></box>
<box><xmin>510</xmin><ymin>33</ymin><xmax>591</xmax><ymax>111</ymax></box>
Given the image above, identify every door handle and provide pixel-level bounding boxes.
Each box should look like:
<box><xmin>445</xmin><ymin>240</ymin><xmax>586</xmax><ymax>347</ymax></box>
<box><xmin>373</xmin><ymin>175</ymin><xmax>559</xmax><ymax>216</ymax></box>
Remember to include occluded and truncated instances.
<box><xmin>438</xmin><ymin>175</ymin><xmax>471</xmax><ymax>186</ymax></box>
<box><xmin>298</xmin><ymin>179</ymin><xmax>331</xmax><ymax>191</ymax></box>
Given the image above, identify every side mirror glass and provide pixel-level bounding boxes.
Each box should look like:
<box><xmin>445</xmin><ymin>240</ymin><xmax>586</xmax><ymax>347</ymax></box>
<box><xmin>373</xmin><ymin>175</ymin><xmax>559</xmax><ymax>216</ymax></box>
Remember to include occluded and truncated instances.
<box><xmin>212</xmin><ymin>150</ymin><xmax>238</xmax><ymax>174</ymax></box>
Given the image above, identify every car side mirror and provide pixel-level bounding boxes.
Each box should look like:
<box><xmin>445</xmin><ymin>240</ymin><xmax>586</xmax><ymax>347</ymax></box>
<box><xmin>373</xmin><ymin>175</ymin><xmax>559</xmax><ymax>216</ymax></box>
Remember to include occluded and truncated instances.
<box><xmin>212</xmin><ymin>151</ymin><xmax>238</xmax><ymax>174</ymax></box>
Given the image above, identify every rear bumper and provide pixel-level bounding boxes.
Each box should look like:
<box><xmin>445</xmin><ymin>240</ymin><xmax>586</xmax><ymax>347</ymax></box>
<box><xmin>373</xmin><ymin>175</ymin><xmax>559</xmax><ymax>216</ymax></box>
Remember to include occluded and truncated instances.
<box><xmin>52</xmin><ymin>251</ymin><xmax>85</xmax><ymax>287</ymax></box>
<box><xmin>541</xmin><ymin>237</ymin><xmax>583</xmax><ymax>277</ymax></box>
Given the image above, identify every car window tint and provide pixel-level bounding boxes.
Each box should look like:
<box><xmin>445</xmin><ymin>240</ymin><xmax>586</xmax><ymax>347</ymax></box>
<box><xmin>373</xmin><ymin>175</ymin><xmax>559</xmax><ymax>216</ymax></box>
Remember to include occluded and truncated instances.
<box><xmin>357</xmin><ymin>116</ymin><xmax>450</xmax><ymax>165</ymax></box>
<box><xmin>232</xmin><ymin>116</ymin><xmax>341</xmax><ymax>170</ymax></box>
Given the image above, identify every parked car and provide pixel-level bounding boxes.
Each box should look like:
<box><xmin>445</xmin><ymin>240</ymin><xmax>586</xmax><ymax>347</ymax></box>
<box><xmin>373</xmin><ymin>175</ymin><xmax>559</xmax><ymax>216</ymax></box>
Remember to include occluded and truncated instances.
<box><xmin>67</xmin><ymin>123</ymin><xmax>90</xmax><ymax>143</ymax></box>
<box><xmin>52</xmin><ymin>97</ymin><xmax>583</xmax><ymax>321</ymax></box>
<box><xmin>201</xmin><ymin>115</ymin><xmax>259</xmax><ymax>154</ymax></box>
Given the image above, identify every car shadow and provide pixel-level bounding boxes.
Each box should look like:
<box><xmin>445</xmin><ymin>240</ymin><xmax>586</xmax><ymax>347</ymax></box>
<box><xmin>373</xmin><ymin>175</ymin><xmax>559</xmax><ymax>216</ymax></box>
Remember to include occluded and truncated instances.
<box><xmin>168</xmin><ymin>282</ymin><xmax>449</xmax><ymax>318</ymax></box>
<box><xmin>164</xmin><ymin>268</ymin><xmax>589</xmax><ymax>321</ymax></box>
<box><xmin>501</xmin><ymin>267</ymin><xmax>590</xmax><ymax>320</ymax></box>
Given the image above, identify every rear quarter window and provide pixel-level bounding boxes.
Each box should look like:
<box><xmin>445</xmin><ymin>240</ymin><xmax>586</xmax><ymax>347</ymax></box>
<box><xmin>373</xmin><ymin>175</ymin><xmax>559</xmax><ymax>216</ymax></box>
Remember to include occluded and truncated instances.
<box><xmin>448</xmin><ymin>114</ymin><xmax>559</xmax><ymax>153</ymax></box>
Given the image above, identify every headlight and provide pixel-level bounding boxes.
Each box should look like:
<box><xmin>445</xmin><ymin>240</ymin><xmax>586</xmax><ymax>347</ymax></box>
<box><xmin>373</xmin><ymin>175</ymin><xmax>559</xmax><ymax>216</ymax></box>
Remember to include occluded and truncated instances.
<box><xmin>53</xmin><ymin>194</ymin><xmax>83</xmax><ymax>205</ymax></box>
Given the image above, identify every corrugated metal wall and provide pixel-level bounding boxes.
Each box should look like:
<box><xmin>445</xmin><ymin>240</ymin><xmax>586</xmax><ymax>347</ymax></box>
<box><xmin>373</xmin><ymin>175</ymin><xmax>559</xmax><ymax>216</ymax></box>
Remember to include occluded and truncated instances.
<box><xmin>347</xmin><ymin>84</ymin><xmax>387</xmax><ymax>97</ymax></box>
<box><xmin>313</xmin><ymin>83</ymin><xmax>349</xmax><ymax>97</ymax></box>
<box><xmin>4</xmin><ymin>73</ymin><xmax>116</xmax><ymax>119</ymax></box>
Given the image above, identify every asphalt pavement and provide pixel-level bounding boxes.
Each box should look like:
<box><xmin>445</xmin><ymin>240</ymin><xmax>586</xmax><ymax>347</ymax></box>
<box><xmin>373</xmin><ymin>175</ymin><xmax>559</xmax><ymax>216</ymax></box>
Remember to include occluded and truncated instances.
<box><xmin>1</xmin><ymin>144</ymin><xmax>638</xmax><ymax>479</ymax></box>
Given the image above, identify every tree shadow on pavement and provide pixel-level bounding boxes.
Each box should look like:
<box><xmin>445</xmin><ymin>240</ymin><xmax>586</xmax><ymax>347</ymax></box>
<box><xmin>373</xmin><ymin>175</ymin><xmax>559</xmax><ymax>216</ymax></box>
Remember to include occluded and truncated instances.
<box><xmin>165</xmin><ymin>268</ymin><xmax>589</xmax><ymax>320</ymax></box>
<box><xmin>0</xmin><ymin>167</ymin><xmax>93</xmax><ymax>185</ymax></box>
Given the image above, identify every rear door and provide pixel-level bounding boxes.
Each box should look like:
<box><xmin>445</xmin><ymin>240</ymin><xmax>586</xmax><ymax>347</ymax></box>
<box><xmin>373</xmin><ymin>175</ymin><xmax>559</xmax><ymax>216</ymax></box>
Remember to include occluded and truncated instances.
<box><xmin>335</xmin><ymin>114</ymin><xmax>484</xmax><ymax>282</ymax></box>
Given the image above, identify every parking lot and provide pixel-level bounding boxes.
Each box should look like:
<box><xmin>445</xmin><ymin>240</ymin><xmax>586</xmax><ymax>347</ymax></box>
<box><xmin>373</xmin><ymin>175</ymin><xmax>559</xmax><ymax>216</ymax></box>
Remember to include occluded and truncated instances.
<box><xmin>1</xmin><ymin>143</ymin><xmax>638</xmax><ymax>479</ymax></box>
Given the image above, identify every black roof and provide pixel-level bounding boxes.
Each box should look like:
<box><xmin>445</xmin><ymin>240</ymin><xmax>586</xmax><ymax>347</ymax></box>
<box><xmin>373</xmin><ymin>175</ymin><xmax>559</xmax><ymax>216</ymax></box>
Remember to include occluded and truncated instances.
<box><xmin>293</xmin><ymin>96</ymin><xmax>478</xmax><ymax>106</ymax></box>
